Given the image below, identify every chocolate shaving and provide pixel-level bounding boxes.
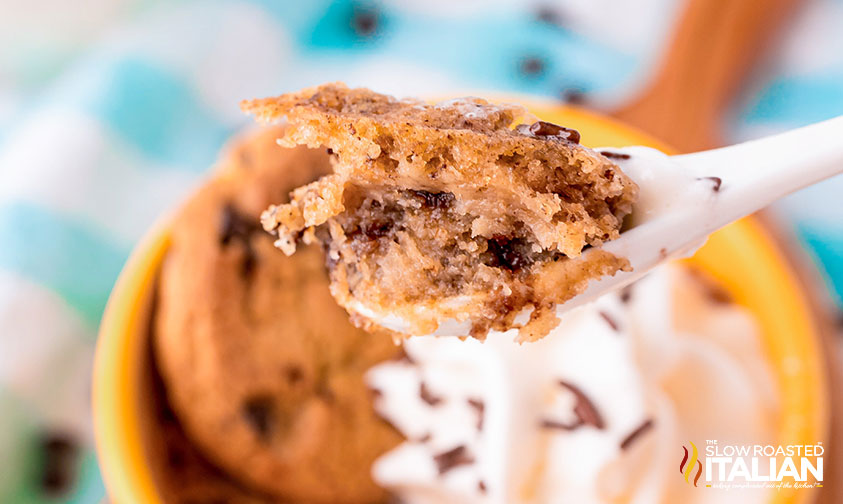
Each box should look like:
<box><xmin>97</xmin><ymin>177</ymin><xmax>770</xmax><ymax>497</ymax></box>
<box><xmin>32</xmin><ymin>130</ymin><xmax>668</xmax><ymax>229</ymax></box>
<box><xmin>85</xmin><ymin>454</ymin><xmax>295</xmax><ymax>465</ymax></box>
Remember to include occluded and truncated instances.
<box><xmin>467</xmin><ymin>398</ymin><xmax>485</xmax><ymax>431</ymax></box>
<box><xmin>419</xmin><ymin>382</ymin><xmax>443</xmax><ymax>406</ymax></box>
<box><xmin>541</xmin><ymin>381</ymin><xmax>605</xmax><ymax>430</ymax></box>
<box><xmin>599</xmin><ymin>311</ymin><xmax>620</xmax><ymax>332</ymax></box>
<box><xmin>599</xmin><ymin>151</ymin><xmax>631</xmax><ymax>160</ymax></box>
<box><xmin>620</xmin><ymin>419</ymin><xmax>654</xmax><ymax>451</ymax></box>
<box><xmin>433</xmin><ymin>445</ymin><xmax>475</xmax><ymax>474</ymax></box>
<box><xmin>687</xmin><ymin>267</ymin><xmax>733</xmax><ymax>304</ymax></box>
<box><xmin>478</xmin><ymin>480</ymin><xmax>488</xmax><ymax>494</ymax></box>
<box><xmin>619</xmin><ymin>285</ymin><xmax>633</xmax><ymax>304</ymax></box>
<box><xmin>698</xmin><ymin>176</ymin><xmax>723</xmax><ymax>192</ymax></box>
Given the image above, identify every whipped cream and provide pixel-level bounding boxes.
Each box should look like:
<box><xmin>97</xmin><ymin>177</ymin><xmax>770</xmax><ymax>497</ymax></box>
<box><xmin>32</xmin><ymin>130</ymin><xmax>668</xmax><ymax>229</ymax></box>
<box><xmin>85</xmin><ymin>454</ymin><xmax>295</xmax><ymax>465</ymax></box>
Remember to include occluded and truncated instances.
<box><xmin>367</xmin><ymin>265</ymin><xmax>778</xmax><ymax>503</ymax></box>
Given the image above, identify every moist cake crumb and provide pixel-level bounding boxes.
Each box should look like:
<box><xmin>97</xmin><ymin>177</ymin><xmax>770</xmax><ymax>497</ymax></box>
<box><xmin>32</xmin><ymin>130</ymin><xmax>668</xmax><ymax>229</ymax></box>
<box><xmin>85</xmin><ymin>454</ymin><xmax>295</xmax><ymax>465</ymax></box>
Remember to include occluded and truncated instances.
<box><xmin>242</xmin><ymin>83</ymin><xmax>638</xmax><ymax>341</ymax></box>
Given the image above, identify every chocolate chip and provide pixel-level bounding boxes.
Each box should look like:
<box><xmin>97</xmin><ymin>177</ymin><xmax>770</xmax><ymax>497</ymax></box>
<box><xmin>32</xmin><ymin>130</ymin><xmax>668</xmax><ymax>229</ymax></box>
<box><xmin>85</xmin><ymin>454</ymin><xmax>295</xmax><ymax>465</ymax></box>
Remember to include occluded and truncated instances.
<box><xmin>419</xmin><ymin>382</ymin><xmax>443</xmax><ymax>406</ymax></box>
<box><xmin>485</xmin><ymin>236</ymin><xmax>534</xmax><ymax>271</ymax></box>
<box><xmin>362</xmin><ymin>220</ymin><xmax>393</xmax><ymax>239</ymax></box>
<box><xmin>219</xmin><ymin>204</ymin><xmax>259</xmax><ymax>246</ymax></box>
<box><xmin>242</xmin><ymin>395</ymin><xmax>275</xmax><ymax>439</ymax></box>
<box><xmin>698</xmin><ymin>176</ymin><xmax>722</xmax><ymax>192</ymax></box>
<box><xmin>352</xmin><ymin>8</ymin><xmax>379</xmax><ymax>36</ymax></box>
<box><xmin>599</xmin><ymin>151</ymin><xmax>631</xmax><ymax>160</ymax></box>
<box><xmin>620</xmin><ymin>419</ymin><xmax>654</xmax><ymax>451</ymax></box>
<box><xmin>411</xmin><ymin>190</ymin><xmax>455</xmax><ymax>210</ymax></box>
<box><xmin>285</xmin><ymin>365</ymin><xmax>304</xmax><ymax>384</ymax></box>
<box><xmin>478</xmin><ymin>480</ymin><xmax>488</xmax><ymax>494</ymax></box>
<box><xmin>433</xmin><ymin>445</ymin><xmax>475</xmax><ymax>474</ymax></box>
<box><xmin>519</xmin><ymin>56</ymin><xmax>545</xmax><ymax>77</ymax></box>
<box><xmin>526</xmin><ymin>121</ymin><xmax>581</xmax><ymax>144</ymax></box>
<box><xmin>541</xmin><ymin>381</ymin><xmax>605</xmax><ymax>430</ymax></box>
<box><xmin>467</xmin><ymin>398</ymin><xmax>485</xmax><ymax>431</ymax></box>
<box><xmin>219</xmin><ymin>204</ymin><xmax>261</xmax><ymax>277</ymax></box>
<box><xmin>40</xmin><ymin>432</ymin><xmax>78</xmax><ymax>496</ymax></box>
<box><xmin>599</xmin><ymin>311</ymin><xmax>620</xmax><ymax>332</ymax></box>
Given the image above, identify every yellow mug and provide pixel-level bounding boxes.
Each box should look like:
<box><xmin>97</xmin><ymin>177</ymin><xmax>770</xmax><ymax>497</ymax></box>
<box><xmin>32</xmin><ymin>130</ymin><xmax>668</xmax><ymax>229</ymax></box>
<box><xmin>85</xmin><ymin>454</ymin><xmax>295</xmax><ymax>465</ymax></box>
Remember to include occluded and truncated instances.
<box><xmin>92</xmin><ymin>101</ymin><xmax>838</xmax><ymax>503</ymax></box>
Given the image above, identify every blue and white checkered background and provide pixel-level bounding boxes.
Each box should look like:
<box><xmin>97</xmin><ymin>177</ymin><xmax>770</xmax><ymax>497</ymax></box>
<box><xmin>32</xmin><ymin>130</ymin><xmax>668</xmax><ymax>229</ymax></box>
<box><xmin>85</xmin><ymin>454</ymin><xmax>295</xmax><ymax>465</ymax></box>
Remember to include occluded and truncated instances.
<box><xmin>0</xmin><ymin>0</ymin><xmax>841</xmax><ymax>501</ymax></box>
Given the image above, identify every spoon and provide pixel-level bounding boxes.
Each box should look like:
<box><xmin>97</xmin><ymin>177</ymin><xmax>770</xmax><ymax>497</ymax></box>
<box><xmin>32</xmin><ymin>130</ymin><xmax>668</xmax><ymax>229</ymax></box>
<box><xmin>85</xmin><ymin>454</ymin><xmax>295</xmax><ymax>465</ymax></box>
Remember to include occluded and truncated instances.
<box><xmin>366</xmin><ymin>115</ymin><xmax>843</xmax><ymax>337</ymax></box>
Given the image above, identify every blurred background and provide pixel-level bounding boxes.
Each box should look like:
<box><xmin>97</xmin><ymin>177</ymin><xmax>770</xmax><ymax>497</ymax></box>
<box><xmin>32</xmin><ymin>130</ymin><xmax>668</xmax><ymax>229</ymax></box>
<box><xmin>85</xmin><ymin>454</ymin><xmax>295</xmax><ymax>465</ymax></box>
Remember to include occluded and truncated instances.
<box><xmin>0</xmin><ymin>0</ymin><xmax>841</xmax><ymax>501</ymax></box>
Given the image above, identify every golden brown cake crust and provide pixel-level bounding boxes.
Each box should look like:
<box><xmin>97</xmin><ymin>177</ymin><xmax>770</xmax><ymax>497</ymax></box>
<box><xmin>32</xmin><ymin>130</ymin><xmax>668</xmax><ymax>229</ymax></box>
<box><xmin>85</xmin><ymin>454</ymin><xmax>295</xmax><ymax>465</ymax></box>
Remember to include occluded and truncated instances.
<box><xmin>242</xmin><ymin>84</ymin><xmax>637</xmax><ymax>341</ymax></box>
<box><xmin>153</xmin><ymin>125</ymin><xmax>403</xmax><ymax>503</ymax></box>
<box><xmin>243</xmin><ymin>83</ymin><xmax>637</xmax><ymax>258</ymax></box>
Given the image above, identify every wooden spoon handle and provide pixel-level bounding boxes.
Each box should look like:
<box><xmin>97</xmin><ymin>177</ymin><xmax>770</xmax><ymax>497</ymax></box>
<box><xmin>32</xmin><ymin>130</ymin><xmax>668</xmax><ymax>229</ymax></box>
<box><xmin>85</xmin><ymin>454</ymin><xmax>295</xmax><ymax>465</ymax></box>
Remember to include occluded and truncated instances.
<box><xmin>612</xmin><ymin>0</ymin><xmax>803</xmax><ymax>153</ymax></box>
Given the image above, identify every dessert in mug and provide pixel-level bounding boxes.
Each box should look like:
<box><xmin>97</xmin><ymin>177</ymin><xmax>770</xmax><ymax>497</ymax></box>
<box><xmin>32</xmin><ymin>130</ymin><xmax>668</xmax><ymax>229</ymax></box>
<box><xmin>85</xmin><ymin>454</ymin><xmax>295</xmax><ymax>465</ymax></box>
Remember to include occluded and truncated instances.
<box><xmin>152</xmin><ymin>126</ymin><xmax>777</xmax><ymax>503</ymax></box>
<box><xmin>243</xmin><ymin>83</ymin><xmax>639</xmax><ymax>341</ymax></box>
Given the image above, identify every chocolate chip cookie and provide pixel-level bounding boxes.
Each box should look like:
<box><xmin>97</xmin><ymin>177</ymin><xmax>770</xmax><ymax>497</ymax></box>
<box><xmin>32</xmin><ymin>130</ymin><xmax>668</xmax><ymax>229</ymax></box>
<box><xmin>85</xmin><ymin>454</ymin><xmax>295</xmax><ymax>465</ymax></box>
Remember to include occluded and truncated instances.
<box><xmin>153</xmin><ymin>125</ymin><xmax>403</xmax><ymax>503</ymax></box>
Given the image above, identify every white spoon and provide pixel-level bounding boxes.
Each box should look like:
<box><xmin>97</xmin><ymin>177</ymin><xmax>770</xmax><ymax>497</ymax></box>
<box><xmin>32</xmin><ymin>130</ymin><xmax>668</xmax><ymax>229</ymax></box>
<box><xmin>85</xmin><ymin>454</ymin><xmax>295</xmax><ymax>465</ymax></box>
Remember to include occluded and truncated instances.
<box><xmin>360</xmin><ymin>115</ymin><xmax>843</xmax><ymax>337</ymax></box>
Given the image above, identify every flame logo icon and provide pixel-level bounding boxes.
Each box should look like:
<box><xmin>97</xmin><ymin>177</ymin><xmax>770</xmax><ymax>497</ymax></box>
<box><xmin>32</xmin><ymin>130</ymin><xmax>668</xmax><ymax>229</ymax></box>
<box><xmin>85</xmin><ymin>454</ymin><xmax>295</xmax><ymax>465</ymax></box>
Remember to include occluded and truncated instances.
<box><xmin>680</xmin><ymin>441</ymin><xmax>703</xmax><ymax>487</ymax></box>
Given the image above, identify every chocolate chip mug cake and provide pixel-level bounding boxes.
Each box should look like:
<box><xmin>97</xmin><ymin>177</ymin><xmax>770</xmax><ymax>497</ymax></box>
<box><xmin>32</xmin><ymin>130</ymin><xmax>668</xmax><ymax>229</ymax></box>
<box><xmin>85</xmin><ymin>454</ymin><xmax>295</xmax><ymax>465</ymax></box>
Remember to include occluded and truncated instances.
<box><xmin>152</xmin><ymin>123</ymin><xmax>778</xmax><ymax>503</ymax></box>
<box><xmin>243</xmin><ymin>83</ymin><xmax>639</xmax><ymax>341</ymax></box>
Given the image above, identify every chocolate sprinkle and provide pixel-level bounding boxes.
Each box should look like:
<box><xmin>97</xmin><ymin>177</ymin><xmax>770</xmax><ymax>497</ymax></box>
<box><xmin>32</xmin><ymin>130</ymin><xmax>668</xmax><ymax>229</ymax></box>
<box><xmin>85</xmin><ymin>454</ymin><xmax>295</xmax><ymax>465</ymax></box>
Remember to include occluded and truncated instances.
<box><xmin>659</xmin><ymin>247</ymin><xmax>668</xmax><ymax>260</ymax></box>
<box><xmin>541</xmin><ymin>381</ymin><xmax>605</xmax><ymax>430</ymax></box>
<box><xmin>467</xmin><ymin>398</ymin><xmax>486</xmax><ymax>431</ymax></box>
<box><xmin>526</xmin><ymin>121</ymin><xmax>581</xmax><ymax>144</ymax></box>
<box><xmin>599</xmin><ymin>151</ymin><xmax>631</xmax><ymax>160</ymax></box>
<box><xmin>40</xmin><ymin>432</ymin><xmax>78</xmax><ymax>496</ymax></box>
<box><xmin>599</xmin><ymin>311</ymin><xmax>620</xmax><ymax>332</ymax></box>
<box><xmin>418</xmin><ymin>432</ymin><xmax>432</xmax><ymax>443</ymax></box>
<box><xmin>433</xmin><ymin>445</ymin><xmax>475</xmax><ymax>474</ymax></box>
<box><xmin>698</xmin><ymin>176</ymin><xmax>723</xmax><ymax>192</ymax></box>
<box><xmin>620</xmin><ymin>419</ymin><xmax>654</xmax><ymax>451</ymax></box>
<box><xmin>242</xmin><ymin>395</ymin><xmax>275</xmax><ymax>439</ymax></box>
<box><xmin>419</xmin><ymin>382</ymin><xmax>443</xmax><ymax>406</ymax></box>
<box><xmin>478</xmin><ymin>480</ymin><xmax>488</xmax><ymax>494</ymax></box>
